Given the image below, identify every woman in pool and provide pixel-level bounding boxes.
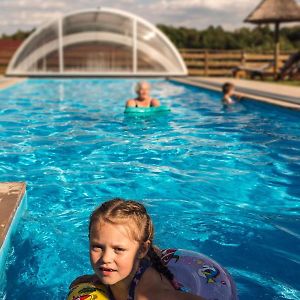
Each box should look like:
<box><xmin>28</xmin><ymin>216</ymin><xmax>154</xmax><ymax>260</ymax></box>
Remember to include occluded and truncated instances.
<box><xmin>70</xmin><ymin>198</ymin><xmax>205</xmax><ymax>300</ymax></box>
<box><xmin>126</xmin><ymin>82</ymin><xmax>160</xmax><ymax>108</ymax></box>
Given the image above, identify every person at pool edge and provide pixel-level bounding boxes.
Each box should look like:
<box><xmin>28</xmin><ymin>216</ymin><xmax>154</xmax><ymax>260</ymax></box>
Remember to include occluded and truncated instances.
<box><xmin>126</xmin><ymin>81</ymin><xmax>160</xmax><ymax>108</ymax></box>
<box><xmin>222</xmin><ymin>82</ymin><xmax>243</xmax><ymax>105</ymax></box>
<box><xmin>69</xmin><ymin>198</ymin><xmax>205</xmax><ymax>300</ymax></box>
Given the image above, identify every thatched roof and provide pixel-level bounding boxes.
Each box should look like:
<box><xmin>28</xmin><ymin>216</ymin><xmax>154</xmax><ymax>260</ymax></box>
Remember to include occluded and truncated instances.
<box><xmin>245</xmin><ymin>0</ymin><xmax>300</xmax><ymax>24</ymax></box>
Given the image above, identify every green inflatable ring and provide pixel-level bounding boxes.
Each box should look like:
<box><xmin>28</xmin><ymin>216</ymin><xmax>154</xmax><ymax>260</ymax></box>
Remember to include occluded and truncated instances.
<box><xmin>124</xmin><ymin>105</ymin><xmax>171</xmax><ymax>115</ymax></box>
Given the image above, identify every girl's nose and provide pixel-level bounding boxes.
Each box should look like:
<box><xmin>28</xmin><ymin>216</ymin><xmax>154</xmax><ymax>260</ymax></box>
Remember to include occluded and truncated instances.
<box><xmin>101</xmin><ymin>249</ymin><xmax>113</xmax><ymax>263</ymax></box>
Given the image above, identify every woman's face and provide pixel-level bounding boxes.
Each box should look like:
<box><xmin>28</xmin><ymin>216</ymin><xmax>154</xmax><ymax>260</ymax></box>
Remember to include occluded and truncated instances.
<box><xmin>89</xmin><ymin>220</ymin><xmax>140</xmax><ymax>286</ymax></box>
<box><xmin>137</xmin><ymin>83</ymin><xmax>150</xmax><ymax>100</ymax></box>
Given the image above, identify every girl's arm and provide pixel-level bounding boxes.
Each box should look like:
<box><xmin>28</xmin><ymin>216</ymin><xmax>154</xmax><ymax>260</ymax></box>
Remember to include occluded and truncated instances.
<box><xmin>234</xmin><ymin>92</ymin><xmax>244</xmax><ymax>100</ymax></box>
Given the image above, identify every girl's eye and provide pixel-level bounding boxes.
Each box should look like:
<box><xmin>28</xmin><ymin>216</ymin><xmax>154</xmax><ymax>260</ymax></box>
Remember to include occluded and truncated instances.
<box><xmin>115</xmin><ymin>247</ymin><xmax>125</xmax><ymax>253</ymax></box>
<box><xmin>92</xmin><ymin>245</ymin><xmax>103</xmax><ymax>251</ymax></box>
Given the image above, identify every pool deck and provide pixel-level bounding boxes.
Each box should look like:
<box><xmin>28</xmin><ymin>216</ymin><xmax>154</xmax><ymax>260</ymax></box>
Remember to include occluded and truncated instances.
<box><xmin>0</xmin><ymin>182</ymin><xmax>26</xmax><ymax>249</ymax></box>
<box><xmin>0</xmin><ymin>76</ymin><xmax>25</xmax><ymax>90</ymax></box>
<box><xmin>170</xmin><ymin>77</ymin><xmax>300</xmax><ymax>110</ymax></box>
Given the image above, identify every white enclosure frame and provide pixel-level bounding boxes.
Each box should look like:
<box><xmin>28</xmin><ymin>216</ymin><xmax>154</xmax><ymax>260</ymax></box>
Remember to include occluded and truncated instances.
<box><xmin>6</xmin><ymin>8</ymin><xmax>187</xmax><ymax>76</ymax></box>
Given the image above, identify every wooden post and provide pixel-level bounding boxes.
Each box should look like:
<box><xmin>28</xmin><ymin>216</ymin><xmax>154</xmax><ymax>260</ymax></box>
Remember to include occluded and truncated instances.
<box><xmin>241</xmin><ymin>50</ymin><xmax>246</xmax><ymax>66</ymax></box>
<box><xmin>204</xmin><ymin>50</ymin><xmax>209</xmax><ymax>76</ymax></box>
<box><xmin>274</xmin><ymin>22</ymin><xmax>280</xmax><ymax>79</ymax></box>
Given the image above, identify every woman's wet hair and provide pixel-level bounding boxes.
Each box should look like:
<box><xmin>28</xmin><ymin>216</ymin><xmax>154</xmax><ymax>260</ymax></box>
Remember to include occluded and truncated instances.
<box><xmin>89</xmin><ymin>198</ymin><xmax>174</xmax><ymax>282</ymax></box>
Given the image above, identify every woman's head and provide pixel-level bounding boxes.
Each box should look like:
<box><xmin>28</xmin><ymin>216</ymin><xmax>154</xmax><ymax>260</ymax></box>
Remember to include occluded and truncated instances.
<box><xmin>89</xmin><ymin>198</ymin><xmax>153</xmax><ymax>285</ymax></box>
<box><xmin>135</xmin><ymin>81</ymin><xmax>151</xmax><ymax>100</ymax></box>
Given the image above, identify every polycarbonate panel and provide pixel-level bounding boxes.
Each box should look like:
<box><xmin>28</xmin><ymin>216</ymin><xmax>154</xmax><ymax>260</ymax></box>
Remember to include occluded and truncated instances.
<box><xmin>63</xmin><ymin>42</ymin><xmax>132</xmax><ymax>72</ymax></box>
<box><xmin>63</xmin><ymin>11</ymin><xmax>133</xmax><ymax>37</ymax></box>
<box><xmin>137</xmin><ymin>21</ymin><xmax>183</xmax><ymax>73</ymax></box>
<box><xmin>137</xmin><ymin>49</ymin><xmax>166</xmax><ymax>72</ymax></box>
<box><xmin>12</xmin><ymin>21</ymin><xmax>59</xmax><ymax>72</ymax></box>
<box><xmin>62</xmin><ymin>11</ymin><xmax>133</xmax><ymax>72</ymax></box>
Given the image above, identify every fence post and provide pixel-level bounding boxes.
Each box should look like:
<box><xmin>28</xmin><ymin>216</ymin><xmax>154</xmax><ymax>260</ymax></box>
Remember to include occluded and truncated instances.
<box><xmin>204</xmin><ymin>50</ymin><xmax>209</xmax><ymax>76</ymax></box>
<box><xmin>241</xmin><ymin>50</ymin><xmax>246</xmax><ymax>66</ymax></box>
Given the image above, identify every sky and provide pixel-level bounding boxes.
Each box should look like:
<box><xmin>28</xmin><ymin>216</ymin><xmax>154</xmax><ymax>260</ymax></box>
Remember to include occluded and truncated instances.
<box><xmin>0</xmin><ymin>0</ymin><xmax>299</xmax><ymax>35</ymax></box>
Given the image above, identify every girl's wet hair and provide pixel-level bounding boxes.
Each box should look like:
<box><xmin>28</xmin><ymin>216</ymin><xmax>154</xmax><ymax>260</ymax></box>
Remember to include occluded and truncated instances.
<box><xmin>89</xmin><ymin>198</ymin><xmax>174</xmax><ymax>282</ymax></box>
<box><xmin>222</xmin><ymin>82</ymin><xmax>234</xmax><ymax>94</ymax></box>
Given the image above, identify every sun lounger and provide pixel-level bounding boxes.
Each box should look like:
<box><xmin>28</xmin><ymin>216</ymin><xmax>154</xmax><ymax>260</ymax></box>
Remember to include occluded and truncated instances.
<box><xmin>232</xmin><ymin>51</ymin><xmax>300</xmax><ymax>80</ymax></box>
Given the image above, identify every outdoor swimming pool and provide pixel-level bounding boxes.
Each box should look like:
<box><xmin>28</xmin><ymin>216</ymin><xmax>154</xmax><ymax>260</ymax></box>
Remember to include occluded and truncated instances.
<box><xmin>0</xmin><ymin>78</ymin><xmax>299</xmax><ymax>300</ymax></box>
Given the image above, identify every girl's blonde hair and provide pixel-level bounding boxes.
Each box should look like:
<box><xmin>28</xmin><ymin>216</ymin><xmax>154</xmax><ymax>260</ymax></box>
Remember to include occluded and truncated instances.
<box><xmin>89</xmin><ymin>198</ymin><xmax>174</xmax><ymax>282</ymax></box>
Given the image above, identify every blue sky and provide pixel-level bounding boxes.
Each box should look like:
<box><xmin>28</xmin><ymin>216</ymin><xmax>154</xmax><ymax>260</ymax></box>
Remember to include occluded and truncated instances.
<box><xmin>0</xmin><ymin>0</ymin><xmax>299</xmax><ymax>35</ymax></box>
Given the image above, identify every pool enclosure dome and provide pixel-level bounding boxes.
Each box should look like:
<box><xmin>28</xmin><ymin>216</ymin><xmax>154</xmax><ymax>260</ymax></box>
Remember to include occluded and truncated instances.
<box><xmin>6</xmin><ymin>8</ymin><xmax>187</xmax><ymax>76</ymax></box>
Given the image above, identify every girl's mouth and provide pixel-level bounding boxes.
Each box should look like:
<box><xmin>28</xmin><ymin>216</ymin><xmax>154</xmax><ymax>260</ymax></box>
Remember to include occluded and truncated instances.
<box><xmin>99</xmin><ymin>267</ymin><xmax>117</xmax><ymax>276</ymax></box>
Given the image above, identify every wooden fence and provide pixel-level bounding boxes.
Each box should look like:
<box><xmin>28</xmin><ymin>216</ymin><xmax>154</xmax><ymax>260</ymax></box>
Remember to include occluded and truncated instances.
<box><xmin>0</xmin><ymin>39</ymin><xmax>293</xmax><ymax>77</ymax></box>
<box><xmin>179</xmin><ymin>49</ymin><xmax>291</xmax><ymax>77</ymax></box>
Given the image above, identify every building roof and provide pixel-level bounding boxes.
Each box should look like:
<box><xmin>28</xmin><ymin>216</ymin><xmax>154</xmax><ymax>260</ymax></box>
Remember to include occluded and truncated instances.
<box><xmin>245</xmin><ymin>0</ymin><xmax>300</xmax><ymax>24</ymax></box>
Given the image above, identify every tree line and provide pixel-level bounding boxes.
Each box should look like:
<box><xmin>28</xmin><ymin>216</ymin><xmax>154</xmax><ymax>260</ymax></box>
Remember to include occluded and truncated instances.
<box><xmin>157</xmin><ymin>24</ymin><xmax>300</xmax><ymax>51</ymax></box>
<box><xmin>1</xmin><ymin>25</ymin><xmax>300</xmax><ymax>51</ymax></box>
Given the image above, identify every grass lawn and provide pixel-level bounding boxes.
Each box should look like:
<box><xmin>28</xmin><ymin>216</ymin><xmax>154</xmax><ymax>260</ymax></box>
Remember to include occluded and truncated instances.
<box><xmin>265</xmin><ymin>79</ymin><xmax>300</xmax><ymax>87</ymax></box>
<box><xmin>276</xmin><ymin>81</ymin><xmax>300</xmax><ymax>87</ymax></box>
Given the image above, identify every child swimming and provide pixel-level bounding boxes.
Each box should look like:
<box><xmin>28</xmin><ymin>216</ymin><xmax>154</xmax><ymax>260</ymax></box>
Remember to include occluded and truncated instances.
<box><xmin>222</xmin><ymin>82</ymin><xmax>243</xmax><ymax>106</ymax></box>
<box><xmin>70</xmin><ymin>198</ymin><xmax>205</xmax><ymax>300</ymax></box>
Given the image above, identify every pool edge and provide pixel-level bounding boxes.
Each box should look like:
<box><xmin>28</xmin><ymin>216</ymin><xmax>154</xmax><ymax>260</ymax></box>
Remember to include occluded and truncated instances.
<box><xmin>170</xmin><ymin>77</ymin><xmax>300</xmax><ymax>110</ymax></box>
<box><xmin>0</xmin><ymin>183</ymin><xmax>27</xmax><ymax>274</ymax></box>
<box><xmin>0</xmin><ymin>77</ymin><xmax>26</xmax><ymax>91</ymax></box>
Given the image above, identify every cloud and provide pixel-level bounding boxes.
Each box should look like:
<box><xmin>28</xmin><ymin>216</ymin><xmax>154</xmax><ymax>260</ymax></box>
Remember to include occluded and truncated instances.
<box><xmin>1</xmin><ymin>0</ymin><xmax>67</xmax><ymax>9</ymax></box>
<box><xmin>0</xmin><ymin>0</ymin><xmax>271</xmax><ymax>35</ymax></box>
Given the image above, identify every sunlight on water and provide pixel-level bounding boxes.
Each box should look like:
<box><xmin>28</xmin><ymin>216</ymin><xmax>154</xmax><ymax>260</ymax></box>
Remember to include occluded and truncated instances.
<box><xmin>0</xmin><ymin>79</ymin><xmax>299</xmax><ymax>299</ymax></box>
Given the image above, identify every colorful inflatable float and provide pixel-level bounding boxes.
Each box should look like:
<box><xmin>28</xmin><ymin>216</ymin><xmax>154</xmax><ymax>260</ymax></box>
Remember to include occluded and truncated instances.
<box><xmin>67</xmin><ymin>249</ymin><xmax>238</xmax><ymax>300</ymax></box>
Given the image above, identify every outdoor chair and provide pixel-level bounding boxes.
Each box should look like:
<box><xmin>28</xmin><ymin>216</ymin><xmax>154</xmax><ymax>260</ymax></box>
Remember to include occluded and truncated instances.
<box><xmin>232</xmin><ymin>51</ymin><xmax>300</xmax><ymax>80</ymax></box>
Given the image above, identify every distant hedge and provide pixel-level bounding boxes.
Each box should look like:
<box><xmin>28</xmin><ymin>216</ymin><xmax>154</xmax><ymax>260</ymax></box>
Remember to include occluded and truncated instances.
<box><xmin>157</xmin><ymin>24</ymin><xmax>300</xmax><ymax>51</ymax></box>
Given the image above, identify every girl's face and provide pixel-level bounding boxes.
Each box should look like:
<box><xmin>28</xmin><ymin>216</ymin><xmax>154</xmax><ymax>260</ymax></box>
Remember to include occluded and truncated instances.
<box><xmin>89</xmin><ymin>220</ymin><xmax>141</xmax><ymax>286</ymax></box>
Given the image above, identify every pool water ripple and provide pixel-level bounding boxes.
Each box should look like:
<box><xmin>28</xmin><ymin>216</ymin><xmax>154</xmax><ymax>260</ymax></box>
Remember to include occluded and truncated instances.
<box><xmin>0</xmin><ymin>79</ymin><xmax>299</xmax><ymax>299</ymax></box>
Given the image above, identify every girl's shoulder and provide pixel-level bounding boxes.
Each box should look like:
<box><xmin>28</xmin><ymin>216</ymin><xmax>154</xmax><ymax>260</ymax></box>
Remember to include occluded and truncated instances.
<box><xmin>135</xmin><ymin>266</ymin><xmax>174</xmax><ymax>300</ymax></box>
<box><xmin>136</xmin><ymin>267</ymin><xmax>205</xmax><ymax>300</ymax></box>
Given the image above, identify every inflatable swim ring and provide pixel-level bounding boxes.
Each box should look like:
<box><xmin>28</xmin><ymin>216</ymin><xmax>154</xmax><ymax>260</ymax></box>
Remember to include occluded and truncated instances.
<box><xmin>124</xmin><ymin>105</ymin><xmax>171</xmax><ymax>115</ymax></box>
<box><xmin>162</xmin><ymin>249</ymin><xmax>238</xmax><ymax>300</ymax></box>
<box><xmin>67</xmin><ymin>282</ymin><xmax>109</xmax><ymax>300</ymax></box>
<box><xmin>67</xmin><ymin>249</ymin><xmax>237</xmax><ymax>300</ymax></box>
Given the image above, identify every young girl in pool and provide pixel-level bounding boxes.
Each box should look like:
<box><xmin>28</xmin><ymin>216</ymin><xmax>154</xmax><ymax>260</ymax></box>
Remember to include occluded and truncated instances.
<box><xmin>70</xmin><ymin>198</ymin><xmax>205</xmax><ymax>300</ymax></box>
<box><xmin>222</xmin><ymin>82</ymin><xmax>243</xmax><ymax>106</ymax></box>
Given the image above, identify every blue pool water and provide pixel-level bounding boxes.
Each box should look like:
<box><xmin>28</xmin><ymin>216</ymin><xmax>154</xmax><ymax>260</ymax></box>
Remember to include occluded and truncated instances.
<box><xmin>0</xmin><ymin>78</ymin><xmax>299</xmax><ymax>300</ymax></box>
